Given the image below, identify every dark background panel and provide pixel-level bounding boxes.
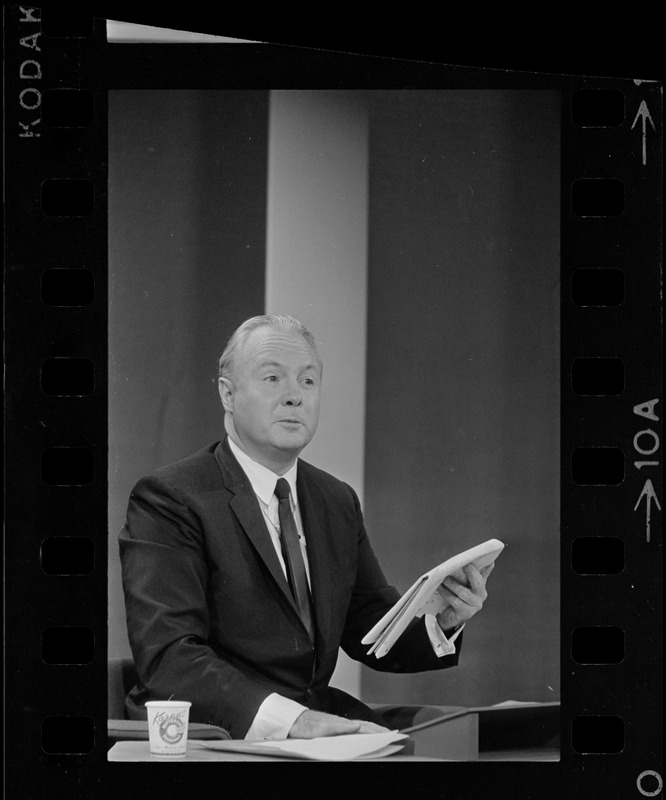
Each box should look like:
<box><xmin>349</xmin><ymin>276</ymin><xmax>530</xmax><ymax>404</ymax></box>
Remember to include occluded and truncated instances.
<box><xmin>362</xmin><ymin>91</ymin><xmax>560</xmax><ymax>707</ymax></box>
<box><xmin>107</xmin><ymin>90</ymin><xmax>268</xmax><ymax>656</ymax></box>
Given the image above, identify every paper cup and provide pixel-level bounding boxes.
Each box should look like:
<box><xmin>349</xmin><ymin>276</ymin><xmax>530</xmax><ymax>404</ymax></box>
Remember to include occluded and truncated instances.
<box><xmin>145</xmin><ymin>701</ymin><xmax>192</xmax><ymax>758</ymax></box>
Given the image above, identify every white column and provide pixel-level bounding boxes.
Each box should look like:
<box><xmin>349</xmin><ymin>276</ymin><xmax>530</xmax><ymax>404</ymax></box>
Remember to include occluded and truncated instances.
<box><xmin>266</xmin><ymin>90</ymin><xmax>368</xmax><ymax>697</ymax></box>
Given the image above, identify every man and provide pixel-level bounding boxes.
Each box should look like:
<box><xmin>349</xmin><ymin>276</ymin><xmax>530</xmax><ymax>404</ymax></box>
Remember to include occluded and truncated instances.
<box><xmin>119</xmin><ymin>314</ymin><xmax>492</xmax><ymax>740</ymax></box>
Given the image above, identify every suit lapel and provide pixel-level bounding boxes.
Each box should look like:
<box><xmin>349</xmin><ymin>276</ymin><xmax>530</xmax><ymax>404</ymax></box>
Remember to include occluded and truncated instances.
<box><xmin>214</xmin><ymin>438</ymin><xmax>301</xmax><ymax>619</ymax></box>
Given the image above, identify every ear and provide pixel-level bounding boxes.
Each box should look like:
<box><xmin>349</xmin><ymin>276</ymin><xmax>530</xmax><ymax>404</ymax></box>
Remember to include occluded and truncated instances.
<box><xmin>218</xmin><ymin>377</ymin><xmax>234</xmax><ymax>413</ymax></box>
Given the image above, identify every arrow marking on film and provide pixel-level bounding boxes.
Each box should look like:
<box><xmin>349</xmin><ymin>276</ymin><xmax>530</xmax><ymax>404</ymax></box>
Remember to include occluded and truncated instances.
<box><xmin>631</xmin><ymin>101</ymin><xmax>656</xmax><ymax>166</ymax></box>
<box><xmin>633</xmin><ymin>478</ymin><xmax>661</xmax><ymax>543</ymax></box>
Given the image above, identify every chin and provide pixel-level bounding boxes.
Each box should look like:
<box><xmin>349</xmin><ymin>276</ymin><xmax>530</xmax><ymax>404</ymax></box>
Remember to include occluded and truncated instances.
<box><xmin>273</xmin><ymin>432</ymin><xmax>310</xmax><ymax>452</ymax></box>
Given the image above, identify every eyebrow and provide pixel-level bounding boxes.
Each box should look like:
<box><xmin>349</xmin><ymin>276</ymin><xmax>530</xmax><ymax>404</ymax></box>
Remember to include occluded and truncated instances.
<box><xmin>256</xmin><ymin>360</ymin><xmax>319</xmax><ymax>372</ymax></box>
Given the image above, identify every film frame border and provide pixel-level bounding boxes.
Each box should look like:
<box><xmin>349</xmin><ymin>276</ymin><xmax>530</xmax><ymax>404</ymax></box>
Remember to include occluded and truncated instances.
<box><xmin>3</xmin><ymin>6</ymin><xmax>663</xmax><ymax>798</ymax></box>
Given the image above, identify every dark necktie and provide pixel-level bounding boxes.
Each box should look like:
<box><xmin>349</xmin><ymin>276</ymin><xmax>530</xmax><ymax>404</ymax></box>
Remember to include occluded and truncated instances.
<box><xmin>274</xmin><ymin>478</ymin><xmax>315</xmax><ymax>641</ymax></box>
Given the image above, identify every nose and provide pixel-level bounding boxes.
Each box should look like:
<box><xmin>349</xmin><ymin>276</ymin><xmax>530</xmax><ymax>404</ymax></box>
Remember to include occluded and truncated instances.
<box><xmin>282</xmin><ymin>379</ymin><xmax>303</xmax><ymax>406</ymax></box>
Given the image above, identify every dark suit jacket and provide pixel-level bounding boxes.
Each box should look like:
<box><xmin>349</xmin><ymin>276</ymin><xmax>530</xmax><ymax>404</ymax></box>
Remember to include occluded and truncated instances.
<box><xmin>119</xmin><ymin>437</ymin><xmax>460</xmax><ymax>738</ymax></box>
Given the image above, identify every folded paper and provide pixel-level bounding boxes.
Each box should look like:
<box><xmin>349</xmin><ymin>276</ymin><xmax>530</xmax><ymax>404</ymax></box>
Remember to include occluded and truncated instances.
<box><xmin>200</xmin><ymin>731</ymin><xmax>408</xmax><ymax>761</ymax></box>
<box><xmin>362</xmin><ymin>539</ymin><xmax>505</xmax><ymax>658</ymax></box>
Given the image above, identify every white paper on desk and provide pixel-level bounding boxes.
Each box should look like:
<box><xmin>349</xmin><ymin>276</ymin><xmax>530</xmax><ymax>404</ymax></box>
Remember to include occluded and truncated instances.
<box><xmin>491</xmin><ymin>699</ymin><xmax>556</xmax><ymax>708</ymax></box>
<box><xmin>200</xmin><ymin>732</ymin><xmax>408</xmax><ymax>761</ymax></box>
<box><xmin>362</xmin><ymin>539</ymin><xmax>504</xmax><ymax>658</ymax></box>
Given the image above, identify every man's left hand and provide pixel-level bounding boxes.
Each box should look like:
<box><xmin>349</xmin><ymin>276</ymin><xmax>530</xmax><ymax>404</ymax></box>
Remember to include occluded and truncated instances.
<box><xmin>435</xmin><ymin>562</ymin><xmax>494</xmax><ymax>632</ymax></box>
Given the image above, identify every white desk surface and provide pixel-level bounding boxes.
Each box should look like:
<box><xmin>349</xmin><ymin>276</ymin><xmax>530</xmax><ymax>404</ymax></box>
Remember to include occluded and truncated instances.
<box><xmin>109</xmin><ymin>740</ymin><xmax>558</xmax><ymax>763</ymax></box>
<box><xmin>108</xmin><ymin>740</ymin><xmax>445</xmax><ymax>762</ymax></box>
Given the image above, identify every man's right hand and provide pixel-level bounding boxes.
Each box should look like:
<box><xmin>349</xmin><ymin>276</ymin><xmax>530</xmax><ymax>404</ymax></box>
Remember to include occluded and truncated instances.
<box><xmin>288</xmin><ymin>709</ymin><xmax>390</xmax><ymax>739</ymax></box>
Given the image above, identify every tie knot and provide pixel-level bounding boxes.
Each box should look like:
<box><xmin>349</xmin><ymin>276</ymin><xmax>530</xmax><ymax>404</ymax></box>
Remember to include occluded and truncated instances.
<box><xmin>274</xmin><ymin>478</ymin><xmax>291</xmax><ymax>502</ymax></box>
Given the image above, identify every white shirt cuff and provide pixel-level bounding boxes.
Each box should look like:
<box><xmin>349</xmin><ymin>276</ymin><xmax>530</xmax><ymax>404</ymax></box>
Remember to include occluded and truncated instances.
<box><xmin>245</xmin><ymin>693</ymin><xmax>308</xmax><ymax>740</ymax></box>
<box><xmin>425</xmin><ymin>615</ymin><xmax>464</xmax><ymax>657</ymax></box>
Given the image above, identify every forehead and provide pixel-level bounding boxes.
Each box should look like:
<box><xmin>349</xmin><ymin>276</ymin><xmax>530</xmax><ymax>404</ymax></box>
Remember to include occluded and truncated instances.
<box><xmin>240</xmin><ymin>326</ymin><xmax>319</xmax><ymax>370</ymax></box>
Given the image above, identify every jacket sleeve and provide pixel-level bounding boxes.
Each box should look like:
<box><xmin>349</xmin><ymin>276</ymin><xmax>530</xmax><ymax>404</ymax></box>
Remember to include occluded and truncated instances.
<box><xmin>338</xmin><ymin>486</ymin><xmax>462</xmax><ymax>673</ymax></box>
<box><xmin>119</xmin><ymin>473</ymin><xmax>273</xmax><ymax>739</ymax></box>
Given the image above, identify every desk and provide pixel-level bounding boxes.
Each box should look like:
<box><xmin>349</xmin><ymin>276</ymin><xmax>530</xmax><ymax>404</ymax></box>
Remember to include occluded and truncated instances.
<box><xmin>109</xmin><ymin>740</ymin><xmax>557</xmax><ymax>763</ymax></box>
<box><xmin>108</xmin><ymin>702</ymin><xmax>560</xmax><ymax>763</ymax></box>
<box><xmin>108</xmin><ymin>740</ymin><xmax>443</xmax><ymax>762</ymax></box>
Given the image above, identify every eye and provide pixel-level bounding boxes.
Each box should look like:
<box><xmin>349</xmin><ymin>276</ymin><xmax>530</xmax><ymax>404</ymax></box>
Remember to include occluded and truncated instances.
<box><xmin>302</xmin><ymin>377</ymin><xmax>315</xmax><ymax>386</ymax></box>
<box><xmin>265</xmin><ymin>375</ymin><xmax>279</xmax><ymax>383</ymax></box>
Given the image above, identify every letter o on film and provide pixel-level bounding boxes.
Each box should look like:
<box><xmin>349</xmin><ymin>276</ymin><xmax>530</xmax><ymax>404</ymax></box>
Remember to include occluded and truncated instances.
<box><xmin>633</xmin><ymin>429</ymin><xmax>659</xmax><ymax>456</ymax></box>
<box><xmin>636</xmin><ymin>770</ymin><xmax>663</xmax><ymax>797</ymax></box>
<box><xmin>19</xmin><ymin>88</ymin><xmax>41</xmax><ymax>110</ymax></box>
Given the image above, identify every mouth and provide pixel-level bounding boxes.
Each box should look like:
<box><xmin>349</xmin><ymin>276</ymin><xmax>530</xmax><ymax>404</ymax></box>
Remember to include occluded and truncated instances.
<box><xmin>278</xmin><ymin>419</ymin><xmax>303</xmax><ymax>425</ymax></box>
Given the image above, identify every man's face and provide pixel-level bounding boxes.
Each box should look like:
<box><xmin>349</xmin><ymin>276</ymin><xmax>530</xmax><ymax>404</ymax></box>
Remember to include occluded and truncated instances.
<box><xmin>219</xmin><ymin>326</ymin><xmax>321</xmax><ymax>469</ymax></box>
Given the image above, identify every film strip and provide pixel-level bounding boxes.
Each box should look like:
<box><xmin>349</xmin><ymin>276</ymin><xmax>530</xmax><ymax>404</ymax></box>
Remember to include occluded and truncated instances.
<box><xmin>4</xmin><ymin>6</ymin><xmax>662</xmax><ymax>799</ymax></box>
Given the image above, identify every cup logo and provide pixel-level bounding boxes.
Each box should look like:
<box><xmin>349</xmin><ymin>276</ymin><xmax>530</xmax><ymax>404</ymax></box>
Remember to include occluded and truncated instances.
<box><xmin>153</xmin><ymin>710</ymin><xmax>186</xmax><ymax>745</ymax></box>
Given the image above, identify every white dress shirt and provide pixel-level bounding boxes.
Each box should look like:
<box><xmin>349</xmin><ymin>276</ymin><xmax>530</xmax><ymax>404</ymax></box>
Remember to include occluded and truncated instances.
<box><xmin>227</xmin><ymin>437</ymin><xmax>462</xmax><ymax>740</ymax></box>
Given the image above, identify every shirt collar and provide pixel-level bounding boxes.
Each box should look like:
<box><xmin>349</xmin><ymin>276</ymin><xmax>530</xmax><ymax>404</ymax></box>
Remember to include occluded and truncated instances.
<box><xmin>227</xmin><ymin>435</ymin><xmax>298</xmax><ymax>507</ymax></box>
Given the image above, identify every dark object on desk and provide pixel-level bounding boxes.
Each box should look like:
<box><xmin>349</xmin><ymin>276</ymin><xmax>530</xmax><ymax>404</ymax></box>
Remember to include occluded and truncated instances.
<box><xmin>478</xmin><ymin>703</ymin><xmax>560</xmax><ymax>752</ymax></box>
<box><xmin>387</xmin><ymin>701</ymin><xmax>560</xmax><ymax>760</ymax></box>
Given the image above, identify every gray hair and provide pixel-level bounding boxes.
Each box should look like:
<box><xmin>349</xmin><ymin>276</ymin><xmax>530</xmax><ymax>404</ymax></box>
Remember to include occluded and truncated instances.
<box><xmin>217</xmin><ymin>314</ymin><xmax>322</xmax><ymax>381</ymax></box>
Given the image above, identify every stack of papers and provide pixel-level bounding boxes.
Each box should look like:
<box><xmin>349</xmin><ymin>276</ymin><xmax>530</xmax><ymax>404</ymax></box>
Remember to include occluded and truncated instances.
<box><xmin>200</xmin><ymin>731</ymin><xmax>408</xmax><ymax>761</ymax></box>
<box><xmin>362</xmin><ymin>539</ymin><xmax>505</xmax><ymax>658</ymax></box>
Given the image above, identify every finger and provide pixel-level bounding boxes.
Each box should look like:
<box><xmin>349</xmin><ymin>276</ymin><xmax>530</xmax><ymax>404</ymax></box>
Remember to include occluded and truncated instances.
<box><xmin>439</xmin><ymin>584</ymin><xmax>480</xmax><ymax>612</ymax></box>
<box><xmin>441</xmin><ymin>582</ymin><xmax>484</xmax><ymax>610</ymax></box>
<box><xmin>444</xmin><ymin>574</ymin><xmax>484</xmax><ymax>604</ymax></box>
<box><xmin>442</xmin><ymin>572</ymin><xmax>467</xmax><ymax>592</ymax></box>
<box><xmin>354</xmin><ymin>720</ymin><xmax>392</xmax><ymax>734</ymax></box>
<box><xmin>436</xmin><ymin>583</ymin><xmax>452</xmax><ymax>601</ymax></box>
<box><xmin>441</xmin><ymin>579</ymin><xmax>467</xmax><ymax>602</ymax></box>
<box><xmin>462</xmin><ymin>563</ymin><xmax>483</xmax><ymax>589</ymax></box>
<box><xmin>461</xmin><ymin>564</ymin><xmax>490</xmax><ymax>598</ymax></box>
<box><xmin>289</xmin><ymin>710</ymin><xmax>363</xmax><ymax>738</ymax></box>
<box><xmin>480</xmin><ymin>561</ymin><xmax>495</xmax><ymax>579</ymax></box>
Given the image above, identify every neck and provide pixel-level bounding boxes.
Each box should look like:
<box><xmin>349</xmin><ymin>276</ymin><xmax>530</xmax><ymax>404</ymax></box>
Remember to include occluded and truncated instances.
<box><xmin>225</xmin><ymin>420</ymin><xmax>296</xmax><ymax>476</ymax></box>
